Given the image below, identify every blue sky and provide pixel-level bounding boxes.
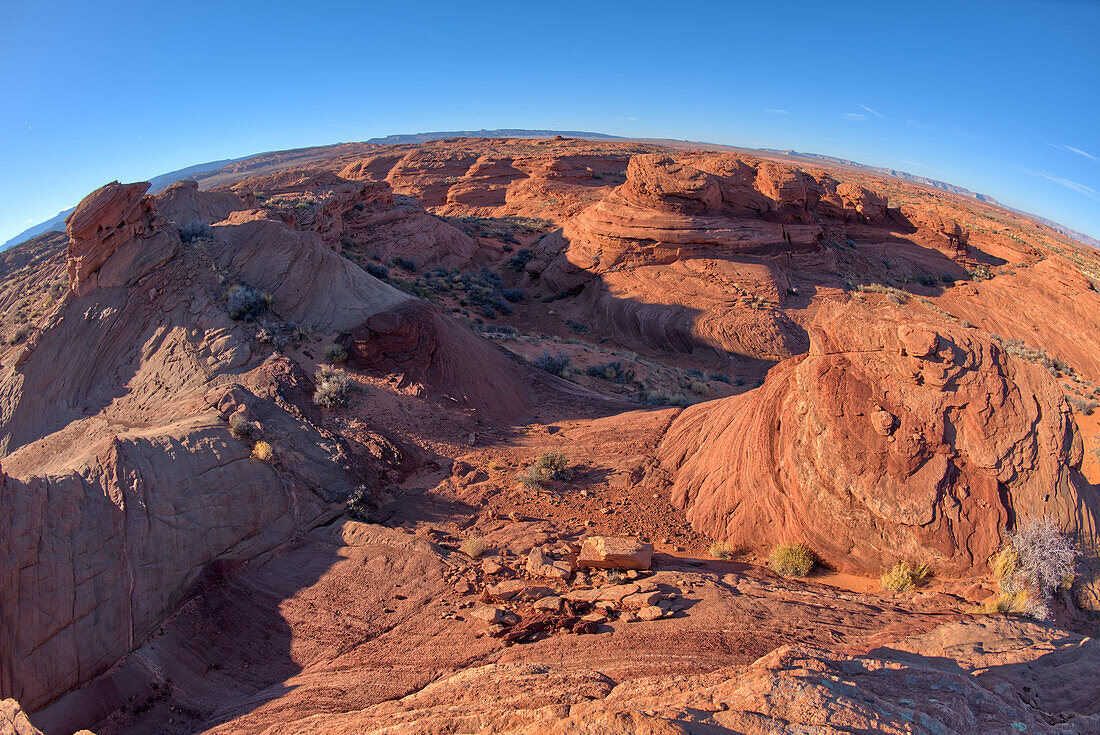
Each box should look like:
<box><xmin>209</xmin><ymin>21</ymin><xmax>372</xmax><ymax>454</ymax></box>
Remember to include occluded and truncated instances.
<box><xmin>1</xmin><ymin>0</ymin><xmax>1098</xmax><ymax>244</ymax></box>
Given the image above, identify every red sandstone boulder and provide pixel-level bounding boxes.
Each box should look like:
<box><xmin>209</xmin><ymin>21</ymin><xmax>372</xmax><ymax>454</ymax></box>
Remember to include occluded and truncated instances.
<box><xmin>659</xmin><ymin>300</ymin><xmax>1099</xmax><ymax>577</ymax></box>
<box><xmin>577</xmin><ymin>536</ymin><xmax>653</xmax><ymax>570</ymax></box>
<box><xmin>64</xmin><ymin>181</ymin><xmax>169</xmax><ymax>295</ymax></box>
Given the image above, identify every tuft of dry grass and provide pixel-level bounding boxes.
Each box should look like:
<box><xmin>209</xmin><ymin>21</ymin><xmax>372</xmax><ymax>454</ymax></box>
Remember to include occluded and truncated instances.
<box><xmin>880</xmin><ymin>562</ymin><xmax>931</xmax><ymax>592</ymax></box>
<box><xmin>708</xmin><ymin>541</ymin><xmax>734</xmax><ymax>560</ymax></box>
<box><xmin>769</xmin><ymin>543</ymin><xmax>814</xmax><ymax>577</ymax></box>
<box><xmin>461</xmin><ymin>536</ymin><xmax>489</xmax><ymax>558</ymax></box>
<box><xmin>251</xmin><ymin>440</ymin><xmax>275</xmax><ymax>462</ymax></box>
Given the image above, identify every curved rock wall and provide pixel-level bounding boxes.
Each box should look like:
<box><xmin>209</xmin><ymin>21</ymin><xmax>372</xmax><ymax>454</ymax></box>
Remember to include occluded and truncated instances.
<box><xmin>659</xmin><ymin>300</ymin><xmax>1099</xmax><ymax>575</ymax></box>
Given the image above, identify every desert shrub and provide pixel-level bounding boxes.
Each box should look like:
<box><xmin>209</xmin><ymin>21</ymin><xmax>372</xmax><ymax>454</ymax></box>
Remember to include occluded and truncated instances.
<box><xmin>709</xmin><ymin>541</ymin><xmax>734</xmax><ymax>560</ymax></box>
<box><xmin>708</xmin><ymin>372</ymin><xmax>732</xmax><ymax>384</ymax></box>
<box><xmin>585</xmin><ymin>361</ymin><xmax>635</xmax><ymax>383</ymax></box>
<box><xmin>345</xmin><ymin>486</ymin><xmax>373</xmax><ymax>522</ymax></box>
<box><xmin>517</xmin><ymin>451</ymin><xmax>572</xmax><ymax>489</ymax></box>
<box><xmin>968</xmin><ymin>263</ymin><xmax>994</xmax><ymax>281</ymax></box>
<box><xmin>256</xmin><ymin>323</ymin><xmax>286</xmax><ymax>348</ymax></box>
<box><xmin>226</xmin><ymin>283</ymin><xmax>269</xmax><ymax>321</ymax></box>
<box><xmin>228</xmin><ymin>412</ymin><xmax>261</xmax><ymax>441</ymax></box>
<box><xmin>251</xmin><ymin>440</ymin><xmax>274</xmax><ymax>462</ymax></box>
<box><xmin>178</xmin><ymin>220</ymin><xmax>213</xmax><ymax>243</ymax></box>
<box><xmin>689</xmin><ymin>381</ymin><xmax>708</xmax><ymax>396</ymax></box>
<box><xmin>565</xmin><ymin>320</ymin><xmax>590</xmax><ymax>334</ymax></box>
<box><xmin>461</xmin><ymin>536</ymin><xmax>489</xmax><ymax>558</ymax></box>
<box><xmin>390</xmin><ymin>256</ymin><xmax>417</xmax><ymax>272</ymax></box>
<box><xmin>502</xmin><ymin>288</ymin><xmax>525</xmax><ymax>303</ymax></box>
<box><xmin>534</xmin><ymin>352</ymin><xmax>571</xmax><ymax>377</ymax></box>
<box><xmin>507</xmin><ymin>248</ymin><xmax>534</xmax><ymax>272</ymax></box>
<box><xmin>365</xmin><ymin>263</ymin><xmax>389</xmax><ymax>279</ymax></box>
<box><xmin>604</xmin><ymin>568</ymin><xmax>626</xmax><ymax>584</ymax></box>
<box><xmin>983</xmin><ymin>517</ymin><xmax>1078</xmax><ymax>618</ymax></box>
<box><xmin>641</xmin><ymin>389</ymin><xmax>694</xmax><ymax>407</ymax></box>
<box><xmin>313</xmin><ymin>365</ymin><xmax>351</xmax><ymax>408</ymax></box>
<box><xmin>880</xmin><ymin>562</ymin><xmax>930</xmax><ymax>592</ymax></box>
<box><xmin>323</xmin><ymin>343</ymin><xmax>348</xmax><ymax>364</ymax></box>
<box><xmin>1066</xmin><ymin>394</ymin><xmax>1098</xmax><ymax>415</ymax></box>
<box><xmin>7</xmin><ymin>327</ymin><xmax>29</xmax><ymax>345</ymax></box>
<box><xmin>769</xmin><ymin>543</ymin><xmax>814</xmax><ymax>577</ymax></box>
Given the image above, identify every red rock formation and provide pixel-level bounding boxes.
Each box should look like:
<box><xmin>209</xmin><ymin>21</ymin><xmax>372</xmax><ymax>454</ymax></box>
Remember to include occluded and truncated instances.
<box><xmin>64</xmin><ymin>181</ymin><xmax>173</xmax><ymax>295</ymax></box>
<box><xmin>660</xmin><ymin>300</ymin><xmax>1099</xmax><ymax>575</ymax></box>
<box><xmin>344</xmin><ymin>300</ymin><xmax>594</xmax><ymax>421</ymax></box>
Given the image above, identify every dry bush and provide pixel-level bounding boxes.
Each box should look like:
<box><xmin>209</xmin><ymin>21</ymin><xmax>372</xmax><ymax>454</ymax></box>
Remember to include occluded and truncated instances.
<box><xmin>228</xmin><ymin>413</ymin><xmax>260</xmax><ymax>441</ymax></box>
<box><xmin>314</xmin><ymin>365</ymin><xmax>351</xmax><ymax>408</ymax></box>
<box><xmin>769</xmin><ymin>543</ymin><xmax>814</xmax><ymax>577</ymax></box>
<box><xmin>345</xmin><ymin>487</ymin><xmax>373</xmax><ymax>522</ymax></box>
<box><xmin>517</xmin><ymin>451</ymin><xmax>572</xmax><ymax>489</ymax></box>
<box><xmin>982</xmin><ymin>517</ymin><xmax>1078</xmax><ymax>618</ymax></box>
<box><xmin>709</xmin><ymin>541</ymin><xmax>734</xmax><ymax>560</ymax></box>
<box><xmin>323</xmin><ymin>343</ymin><xmax>348</xmax><ymax>364</ymax></box>
<box><xmin>251</xmin><ymin>440</ymin><xmax>274</xmax><ymax>462</ymax></box>
<box><xmin>880</xmin><ymin>562</ymin><xmax>931</xmax><ymax>592</ymax></box>
<box><xmin>461</xmin><ymin>537</ymin><xmax>489</xmax><ymax>558</ymax></box>
<box><xmin>226</xmin><ymin>283</ymin><xmax>268</xmax><ymax>321</ymax></box>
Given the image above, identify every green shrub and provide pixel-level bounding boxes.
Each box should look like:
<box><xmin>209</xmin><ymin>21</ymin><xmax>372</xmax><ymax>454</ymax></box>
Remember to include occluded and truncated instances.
<box><xmin>585</xmin><ymin>361</ymin><xmax>635</xmax><ymax>383</ymax></box>
<box><xmin>769</xmin><ymin>543</ymin><xmax>814</xmax><ymax>577</ymax></box>
<box><xmin>365</xmin><ymin>263</ymin><xmax>389</xmax><ymax>279</ymax></box>
<box><xmin>534</xmin><ymin>352</ymin><xmax>572</xmax><ymax>378</ymax></box>
<box><xmin>226</xmin><ymin>283</ymin><xmax>269</xmax><ymax>321</ymax></box>
<box><xmin>517</xmin><ymin>451</ymin><xmax>572</xmax><ymax>489</ymax></box>
<box><xmin>323</xmin><ymin>343</ymin><xmax>348</xmax><ymax>364</ymax></box>
<box><xmin>178</xmin><ymin>220</ymin><xmax>213</xmax><ymax>243</ymax></box>
<box><xmin>390</xmin><ymin>256</ymin><xmax>417</xmax><ymax>272</ymax></box>
<box><xmin>229</xmin><ymin>412</ymin><xmax>261</xmax><ymax>441</ymax></box>
<box><xmin>880</xmin><ymin>562</ymin><xmax>930</xmax><ymax>592</ymax></box>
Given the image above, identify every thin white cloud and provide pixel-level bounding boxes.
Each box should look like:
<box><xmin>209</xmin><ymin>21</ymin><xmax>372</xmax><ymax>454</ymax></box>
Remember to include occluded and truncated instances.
<box><xmin>1023</xmin><ymin>167</ymin><xmax>1100</xmax><ymax>202</ymax></box>
<box><xmin>905</xmin><ymin>119</ymin><xmax>935</xmax><ymax>131</ymax></box>
<box><xmin>842</xmin><ymin>113</ymin><xmax>866</xmax><ymax>122</ymax></box>
<box><xmin>858</xmin><ymin>104</ymin><xmax>885</xmax><ymax>119</ymax></box>
<box><xmin>764</xmin><ymin>108</ymin><xmax>788</xmax><ymax>115</ymax></box>
<box><xmin>896</xmin><ymin>159</ymin><xmax>944</xmax><ymax>174</ymax></box>
<box><xmin>1047</xmin><ymin>142</ymin><xmax>1098</xmax><ymax>163</ymax></box>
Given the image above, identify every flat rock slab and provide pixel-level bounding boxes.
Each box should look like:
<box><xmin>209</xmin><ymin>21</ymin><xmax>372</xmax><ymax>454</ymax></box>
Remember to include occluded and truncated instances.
<box><xmin>577</xmin><ymin>536</ymin><xmax>653</xmax><ymax>570</ymax></box>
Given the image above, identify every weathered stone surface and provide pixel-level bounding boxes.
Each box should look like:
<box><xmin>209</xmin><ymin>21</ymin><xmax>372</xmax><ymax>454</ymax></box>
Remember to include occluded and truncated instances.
<box><xmin>577</xmin><ymin>537</ymin><xmax>654</xmax><ymax>570</ymax></box>
<box><xmin>487</xmin><ymin>579</ymin><xmax>527</xmax><ymax>601</ymax></box>
<box><xmin>660</xmin><ymin>300</ymin><xmax>1100</xmax><ymax>576</ymax></box>
<box><xmin>526</xmin><ymin>546</ymin><xmax>572</xmax><ymax>580</ymax></box>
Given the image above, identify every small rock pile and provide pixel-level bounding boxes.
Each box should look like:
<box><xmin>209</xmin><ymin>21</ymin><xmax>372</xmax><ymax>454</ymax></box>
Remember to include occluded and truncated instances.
<box><xmin>442</xmin><ymin>535</ymin><xmax>684</xmax><ymax>644</ymax></box>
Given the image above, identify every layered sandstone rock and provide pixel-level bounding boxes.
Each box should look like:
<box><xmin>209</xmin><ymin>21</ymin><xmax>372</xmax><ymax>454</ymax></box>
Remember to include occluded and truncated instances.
<box><xmin>220</xmin><ymin>168</ymin><xmax>480</xmax><ymax>270</ymax></box>
<box><xmin>0</xmin><ymin>180</ymin><xmax>417</xmax><ymax>710</ymax></box>
<box><xmin>659</xmin><ymin>300</ymin><xmax>1099</xmax><ymax>577</ymax></box>
<box><xmin>65</xmin><ymin>181</ymin><xmax>175</xmax><ymax>295</ymax></box>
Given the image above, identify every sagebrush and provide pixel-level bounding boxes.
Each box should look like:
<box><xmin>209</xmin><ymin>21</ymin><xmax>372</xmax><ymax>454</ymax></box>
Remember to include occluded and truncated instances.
<box><xmin>880</xmin><ymin>562</ymin><xmax>930</xmax><ymax>592</ymax></box>
<box><xmin>517</xmin><ymin>451</ymin><xmax>572</xmax><ymax>489</ymax></box>
<box><xmin>314</xmin><ymin>365</ymin><xmax>351</xmax><ymax>408</ymax></box>
<box><xmin>769</xmin><ymin>543</ymin><xmax>814</xmax><ymax>577</ymax></box>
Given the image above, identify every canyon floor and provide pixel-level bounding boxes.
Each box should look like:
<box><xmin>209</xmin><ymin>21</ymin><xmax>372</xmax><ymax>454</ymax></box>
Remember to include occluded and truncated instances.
<box><xmin>2</xmin><ymin>135</ymin><xmax>1100</xmax><ymax>734</ymax></box>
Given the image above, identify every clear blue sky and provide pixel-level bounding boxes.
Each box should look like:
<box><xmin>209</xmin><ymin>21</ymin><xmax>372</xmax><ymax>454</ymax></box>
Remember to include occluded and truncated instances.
<box><xmin>2</xmin><ymin>0</ymin><xmax>1098</xmax><ymax>244</ymax></box>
